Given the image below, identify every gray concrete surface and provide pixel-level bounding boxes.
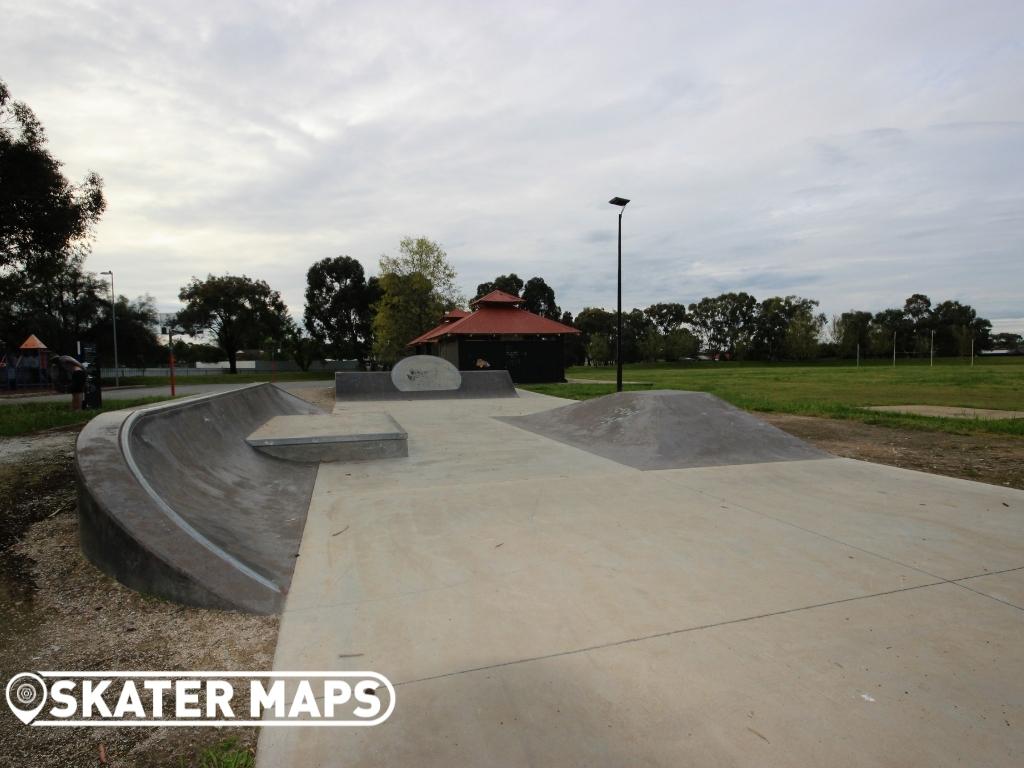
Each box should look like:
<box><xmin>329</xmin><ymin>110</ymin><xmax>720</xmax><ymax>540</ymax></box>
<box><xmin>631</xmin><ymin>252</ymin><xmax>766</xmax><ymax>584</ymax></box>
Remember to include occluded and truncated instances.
<box><xmin>501</xmin><ymin>390</ymin><xmax>829</xmax><ymax>469</ymax></box>
<box><xmin>336</xmin><ymin>369</ymin><xmax>517</xmax><ymax>400</ymax></box>
<box><xmin>257</xmin><ymin>392</ymin><xmax>1024</xmax><ymax>767</ymax></box>
<box><xmin>76</xmin><ymin>383</ymin><xmax>323</xmax><ymax>613</ymax></box>
<box><xmin>246</xmin><ymin>413</ymin><xmax>407</xmax><ymax>463</ymax></box>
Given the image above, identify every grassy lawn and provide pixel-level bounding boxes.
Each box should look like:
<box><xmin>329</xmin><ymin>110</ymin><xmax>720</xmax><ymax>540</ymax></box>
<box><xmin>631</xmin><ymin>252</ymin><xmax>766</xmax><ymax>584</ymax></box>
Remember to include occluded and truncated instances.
<box><xmin>522</xmin><ymin>357</ymin><xmax>1024</xmax><ymax>437</ymax></box>
<box><xmin>104</xmin><ymin>371</ymin><xmax>336</xmax><ymax>387</ymax></box>
<box><xmin>0</xmin><ymin>396</ymin><xmax>173</xmax><ymax>437</ymax></box>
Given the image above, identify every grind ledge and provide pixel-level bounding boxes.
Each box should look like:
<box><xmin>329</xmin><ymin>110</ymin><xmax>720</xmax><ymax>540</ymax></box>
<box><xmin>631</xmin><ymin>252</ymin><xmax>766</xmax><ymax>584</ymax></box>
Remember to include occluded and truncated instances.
<box><xmin>246</xmin><ymin>413</ymin><xmax>408</xmax><ymax>463</ymax></box>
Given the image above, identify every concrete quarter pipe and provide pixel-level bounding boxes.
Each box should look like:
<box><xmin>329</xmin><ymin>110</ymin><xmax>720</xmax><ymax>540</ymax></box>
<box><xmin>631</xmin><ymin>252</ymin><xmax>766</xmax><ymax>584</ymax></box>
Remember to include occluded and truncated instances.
<box><xmin>75</xmin><ymin>384</ymin><xmax>323</xmax><ymax>614</ymax></box>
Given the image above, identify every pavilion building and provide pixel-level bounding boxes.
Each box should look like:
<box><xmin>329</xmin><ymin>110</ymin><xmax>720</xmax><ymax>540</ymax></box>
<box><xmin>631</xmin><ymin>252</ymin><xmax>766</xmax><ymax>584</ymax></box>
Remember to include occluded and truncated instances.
<box><xmin>407</xmin><ymin>290</ymin><xmax>580</xmax><ymax>383</ymax></box>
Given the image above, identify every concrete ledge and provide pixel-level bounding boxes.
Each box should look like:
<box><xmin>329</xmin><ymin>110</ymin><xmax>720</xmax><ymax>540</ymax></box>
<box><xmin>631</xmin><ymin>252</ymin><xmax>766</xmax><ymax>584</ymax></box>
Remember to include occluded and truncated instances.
<box><xmin>336</xmin><ymin>369</ymin><xmax>517</xmax><ymax>400</ymax></box>
<box><xmin>246</xmin><ymin>413</ymin><xmax>408</xmax><ymax>463</ymax></box>
<box><xmin>75</xmin><ymin>384</ymin><xmax>323</xmax><ymax>614</ymax></box>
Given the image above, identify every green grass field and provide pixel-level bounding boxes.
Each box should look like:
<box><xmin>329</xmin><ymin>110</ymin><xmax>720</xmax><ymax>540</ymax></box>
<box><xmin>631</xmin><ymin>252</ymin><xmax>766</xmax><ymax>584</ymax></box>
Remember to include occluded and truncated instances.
<box><xmin>0</xmin><ymin>397</ymin><xmax>173</xmax><ymax>437</ymax></box>
<box><xmin>522</xmin><ymin>357</ymin><xmax>1024</xmax><ymax>436</ymax></box>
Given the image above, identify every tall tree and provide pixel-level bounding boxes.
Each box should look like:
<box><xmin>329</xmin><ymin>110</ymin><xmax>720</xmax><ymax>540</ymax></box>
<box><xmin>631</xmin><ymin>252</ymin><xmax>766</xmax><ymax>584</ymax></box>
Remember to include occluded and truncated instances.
<box><xmin>475</xmin><ymin>273</ymin><xmax>524</xmax><ymax>300</ymax></box>
<box><xmin>379</xmin><ymin>236</ymin><xmax>463</xmax><ymax>308</ymax></box>
<box><xmin>177</xmin><ymin>275</ymin><xmax>291</xmax><ymax>373</ymax></box>
<box><xmin>0</xmin><ymin>78</ymin><xmax>106</xmax><ymax>353</ymax></box>
<box><xmin>931</xmin><ymin>300</ymin><xmax>991</xmax><ymax>356</ymax></box>
<box><xmin>88</xmin><ymin>294</ymin><xmax>163</xmax><ymax>367</ymax></box>
<box><xmin>521</xmin><ymin>276</ymin><xmax>560</xmax><ymax>319</ymax></box>
<box><xmin>371</xmin><ymin>272</ymin><xmax>442</xmax><ymax>364</ymax></box>
<box><xmin>644</xmin><ymin>303</ymin><xmax>688</xmax><ymax>334</ymax></box>
<box><xmin>303</xmin><ymin>256</ymin><xmax>376</xmax><ymax>363</ymax></box>
<box><xmin>753</xmin><ymin>296</ymin><xmax>822</xmax><ymax>361</ymax></box>
<box><xmin>560</xmin><ymin>310</ymin><xmax>587</xmax><ymax>366</ymax></box>
<box><xmin>688</xmin><ymin>292</ymin><xmax>757</xmax><ymax>357</ymax></box>
<box><xmin>832</xmin><ymin>311</ymin><xmax>873</xmax><ymax>358</ymax></box>
<box><xmin>574</xmin><ymin>307</ymin><xmax>615</xmax><ymax>365</ymax></box>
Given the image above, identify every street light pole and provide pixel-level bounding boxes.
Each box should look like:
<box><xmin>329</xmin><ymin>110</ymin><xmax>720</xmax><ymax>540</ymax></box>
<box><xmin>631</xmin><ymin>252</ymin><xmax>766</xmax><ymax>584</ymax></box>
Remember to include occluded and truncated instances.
<box><xmin>608</xmin><ymin>197</ymin><xmax>630</xmax><ymax>392</ymax></box>
<box><xmin>100</xmin><ymin>270</ymin><xmax>119</xmax><ymax>388</ymax></box>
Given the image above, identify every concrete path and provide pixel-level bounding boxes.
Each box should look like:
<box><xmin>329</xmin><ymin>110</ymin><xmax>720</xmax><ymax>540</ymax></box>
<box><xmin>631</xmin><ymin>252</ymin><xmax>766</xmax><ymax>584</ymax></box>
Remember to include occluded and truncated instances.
<box><xmin>257</xmin><ymin>392</ymin><xmax>1024</xmax><ymax>767</ymax></box>
<box><xmin>866</xmin><ymin>404</ymin><xmax>1024</xmax><ymax>420</ymax></box>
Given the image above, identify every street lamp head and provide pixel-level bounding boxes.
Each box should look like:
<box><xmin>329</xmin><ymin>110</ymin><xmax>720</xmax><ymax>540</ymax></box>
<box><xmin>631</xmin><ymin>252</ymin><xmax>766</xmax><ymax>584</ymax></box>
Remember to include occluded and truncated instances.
<box><xmin>100</xmin><ymin>270</ymin><xmax>112</xmax><ymax>275</ymax></box>
<box><xmin>608</xmin><ymin>197</ymin><xmax>630</xmax><ymax>208</ymax></box>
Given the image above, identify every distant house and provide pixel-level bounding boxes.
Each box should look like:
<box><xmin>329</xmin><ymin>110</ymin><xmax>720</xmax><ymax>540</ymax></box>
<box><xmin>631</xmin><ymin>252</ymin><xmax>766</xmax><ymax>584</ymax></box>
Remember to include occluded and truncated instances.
<box><xmin>407</xmin><ymin>290</ymin><xmax>580</xmax><ymax>383</ymax></box>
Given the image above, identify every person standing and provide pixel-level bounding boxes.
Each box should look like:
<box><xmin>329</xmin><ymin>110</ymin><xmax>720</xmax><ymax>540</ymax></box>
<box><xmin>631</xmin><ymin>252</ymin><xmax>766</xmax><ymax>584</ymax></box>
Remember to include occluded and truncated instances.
<box><xmin>51</xmin><ymin>355</ymin><xmax>86</xmax><ymax>410</ymax></box>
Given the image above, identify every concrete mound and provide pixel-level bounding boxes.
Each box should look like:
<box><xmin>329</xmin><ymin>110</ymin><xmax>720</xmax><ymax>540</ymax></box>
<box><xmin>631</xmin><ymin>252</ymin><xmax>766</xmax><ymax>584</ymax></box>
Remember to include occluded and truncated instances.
<box><xmin>336</xmin><ymin>369</ymin><xmax>517</xmax><ymax>400</ymax></box>
<box><xmin>500</xmin><ymin>390</ymin><xmax>828</xmax><ymax>470</ymax></box>
<box><xmin>76</xmin><ymin>384</ymin><xmax>323</xmax><ymax>614</ymax></box>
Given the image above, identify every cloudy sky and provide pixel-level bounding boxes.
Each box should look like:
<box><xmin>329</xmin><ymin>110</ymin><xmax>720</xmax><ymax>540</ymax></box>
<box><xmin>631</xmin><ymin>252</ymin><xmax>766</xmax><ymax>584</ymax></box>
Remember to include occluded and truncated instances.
<box><xmin>3</xmin><ymin>0</ymin><xmax>1023</xmax><ymax>332</ymax></box>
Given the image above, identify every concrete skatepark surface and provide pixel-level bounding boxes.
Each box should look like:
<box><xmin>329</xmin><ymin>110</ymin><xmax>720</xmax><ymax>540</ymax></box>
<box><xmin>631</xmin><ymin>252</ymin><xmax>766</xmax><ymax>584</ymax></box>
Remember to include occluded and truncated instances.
<box><xmin>71</xmin><ymin>377</ymin><xmax>1024</xmax><ymax>764</ymax></box>
<box><xmin>500</xmin><ymin>390</ymin><xmax>829</xmax><ymax>469</ymax></box>
<box><xmin>256</xmin><ymin>389</ymin><xmax>1024</xmax><ymax>767</ymax></box>
<box><xmin>76</xmin><ymin>383</ymin><xmax>324</xmax><ymax>613</ymax></box>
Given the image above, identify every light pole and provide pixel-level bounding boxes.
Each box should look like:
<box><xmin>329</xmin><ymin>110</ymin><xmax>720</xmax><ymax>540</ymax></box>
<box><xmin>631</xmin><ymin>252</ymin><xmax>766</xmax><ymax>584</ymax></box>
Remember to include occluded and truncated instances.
<box><xmin>609</xmin><ymin>197</ymin><xmax>630</xmax><ymax>392</ymax></box>
<box><xmin>100</xmin><ymin>270</ymin><xmax>119</xmax><ymax>388</ymax></box>
<box><xmin>930</xmin><ymin>329</ymin><xmax>935</xmax><ymax>367</ymax></box>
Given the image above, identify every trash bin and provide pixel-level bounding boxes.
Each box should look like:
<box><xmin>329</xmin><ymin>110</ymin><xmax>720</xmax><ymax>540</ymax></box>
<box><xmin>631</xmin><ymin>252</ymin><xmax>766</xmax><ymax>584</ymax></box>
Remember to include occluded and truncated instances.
<box><xmin>83</xmin><ymin>363</ymin><xmax>102</xmax><ymax>409</ymax></box>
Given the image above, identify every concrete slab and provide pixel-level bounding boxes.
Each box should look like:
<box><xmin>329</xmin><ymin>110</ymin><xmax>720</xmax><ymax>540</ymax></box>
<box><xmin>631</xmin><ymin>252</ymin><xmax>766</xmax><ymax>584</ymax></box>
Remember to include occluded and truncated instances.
<box><xmin>960</xmin><ymin>569</ymin><xmax>1024</xmax><ymax>609</ymax></box>
<box><xmin>657</xmin><ymin>458</ymin><xmax>1024</xmax><ymax>580</ymax></box>
<box><xmin>260</xmin><ymin>583</ymin><xmax>1024</xmax><ymax>767</ymax></box>
<box><xmin>275</xmin><ymin>471</ymin><xmax>932</xmax><ymax>680</ymax></box>
<box><xmin>257</xmin><ymin>392</ymin><xmax>1024</xmax><ymax>765</ymax></box>
<box><xmin>246</xmin><ymin>413</ymin><xmax>407</xmax><ymax>463</ymax></box>
<box><xmin>866</xmin><ymin>404</ymin><xmax>1024</xmax><ymax>420</ymax></box>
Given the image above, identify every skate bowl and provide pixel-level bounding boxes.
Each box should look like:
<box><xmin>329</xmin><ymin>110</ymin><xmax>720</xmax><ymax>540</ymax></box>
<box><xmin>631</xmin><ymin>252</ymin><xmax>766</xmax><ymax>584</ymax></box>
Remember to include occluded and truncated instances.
<box><xmin>75</xmin><ymin>384</ymin><xmax>323</xmax><ymax>614</ymax></box>
<box><xmin>500</xmin><ymin>390</ymin><xmax>829</xmax><ymax>470</ymax></box>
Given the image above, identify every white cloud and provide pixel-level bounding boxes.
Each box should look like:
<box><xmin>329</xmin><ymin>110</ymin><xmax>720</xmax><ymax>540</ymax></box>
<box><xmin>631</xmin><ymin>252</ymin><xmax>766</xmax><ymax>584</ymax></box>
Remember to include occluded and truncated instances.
<box><xmin>2</xmin><ymin>0</ymin><xmax>1022</xmax><ymax>331</ymax></box>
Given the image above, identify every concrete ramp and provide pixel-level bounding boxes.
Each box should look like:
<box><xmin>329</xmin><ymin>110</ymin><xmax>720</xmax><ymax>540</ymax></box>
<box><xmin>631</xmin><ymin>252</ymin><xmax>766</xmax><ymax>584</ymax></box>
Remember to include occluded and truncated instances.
<box><xmin>75</xmin><ymin>384</ymin><xmax>323</xmax><ymax>614</ymax></box>
<box><xmin>336</xmin><ymin>369</ymin><xmax>517</xmax><ymax>400</ymax></box>
<box><xmin>500</xmin><ymin>390</ymin><xmax>828</xmax><ymax>469</ymax></box>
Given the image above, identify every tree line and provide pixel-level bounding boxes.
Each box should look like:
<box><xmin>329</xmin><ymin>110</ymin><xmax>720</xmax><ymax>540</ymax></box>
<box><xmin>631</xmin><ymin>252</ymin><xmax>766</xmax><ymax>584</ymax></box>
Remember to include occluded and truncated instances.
<box><xmin>567</xmin><ymin>291</ymin><xmax>1001</xmax><ymax>366</ymax></box>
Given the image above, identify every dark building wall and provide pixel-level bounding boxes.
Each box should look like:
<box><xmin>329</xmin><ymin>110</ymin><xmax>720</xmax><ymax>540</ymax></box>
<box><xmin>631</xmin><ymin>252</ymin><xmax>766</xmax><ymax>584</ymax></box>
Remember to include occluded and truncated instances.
<box><xmin>456</xmin><ymin>337</ymin><xmax>565</xmax><ymax>383</ymax></box>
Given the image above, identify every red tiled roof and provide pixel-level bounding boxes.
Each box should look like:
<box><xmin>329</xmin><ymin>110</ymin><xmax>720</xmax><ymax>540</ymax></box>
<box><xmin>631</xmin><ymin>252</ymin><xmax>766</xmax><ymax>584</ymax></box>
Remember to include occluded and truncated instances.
<box><xmin>407</xmin><ymin>304</ymin><xmax>579</xmax><ymax>347</ymax></box>
<box><xmin>470</xmin><ymin>289</ymin><xmax>524</xmax><ymax>306</ymax></box>
<box><xmin>441</xmin><ymin>309</ymin><xmax>470</xmax><ymax>322</ymax></box>
<box><xmin>20</xmin><ymin>334</ymin><xmax>48</xmax><ymax>350</ymax></box>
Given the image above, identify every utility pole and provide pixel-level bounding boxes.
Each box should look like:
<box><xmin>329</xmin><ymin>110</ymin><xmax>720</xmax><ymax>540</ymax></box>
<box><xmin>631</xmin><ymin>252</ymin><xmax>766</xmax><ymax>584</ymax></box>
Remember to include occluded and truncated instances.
<box><xmin>608</xmin><ymin>197</ymin><xmax>630</xmax><ymax>392</ymax></box>
<box><xmin>100</xmin><ymin>270</ymin><xmax>119</xmax><ymax>387</ymax></box>
<box><xmin>930</xmin><ymin>329</ymin><xmax>935</xmax><ymax>367</ymax></box>
<box><xmin>892</xmin><ymin>331</ymin><xmax>896</xmax><ymax>368</ymax></box>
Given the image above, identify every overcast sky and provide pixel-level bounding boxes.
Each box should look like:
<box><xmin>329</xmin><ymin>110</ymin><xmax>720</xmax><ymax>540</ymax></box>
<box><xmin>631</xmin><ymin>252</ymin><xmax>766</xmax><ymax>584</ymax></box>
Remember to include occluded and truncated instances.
<box><xmin>3</xmin><ymin>0</ymin><xmax>1022</xmax><ymax>333</ymax></box>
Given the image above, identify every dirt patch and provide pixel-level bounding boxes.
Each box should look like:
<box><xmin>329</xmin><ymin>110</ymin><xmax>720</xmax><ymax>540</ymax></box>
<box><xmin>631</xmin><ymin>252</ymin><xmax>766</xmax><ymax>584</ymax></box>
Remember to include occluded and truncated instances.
<box><xmin>0</xmin><ymin>430</ymin><xmax>276</xmax><ymax>767</ymax></box>
<box><xmin>289</xmin><ymin>385</ymin><xmax>335</xmax><ymax>411</ymax></box>
<box><xmin>759</xmin><ymin>412</ymin><xmax>1024</xmax><ymax>490</ymax></box>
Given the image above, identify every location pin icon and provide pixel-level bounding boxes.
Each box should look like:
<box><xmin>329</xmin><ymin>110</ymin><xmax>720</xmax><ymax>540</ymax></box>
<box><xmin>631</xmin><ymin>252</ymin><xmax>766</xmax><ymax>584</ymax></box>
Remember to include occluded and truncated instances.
<box><xmin>6</xmin><ymin>673</ymin><xmax>48</xmax><ymax>725</ymax></box>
